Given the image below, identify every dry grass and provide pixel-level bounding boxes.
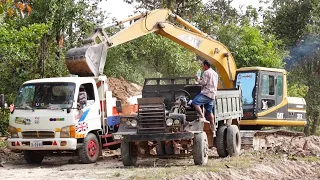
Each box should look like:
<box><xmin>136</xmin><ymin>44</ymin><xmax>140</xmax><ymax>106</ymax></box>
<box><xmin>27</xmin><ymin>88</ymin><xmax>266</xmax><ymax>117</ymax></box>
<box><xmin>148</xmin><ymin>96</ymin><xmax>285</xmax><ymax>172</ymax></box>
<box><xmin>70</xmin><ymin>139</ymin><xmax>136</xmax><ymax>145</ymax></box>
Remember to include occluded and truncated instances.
<box><xmin>0</xmin><ymin>138</ymin><xmax>7</xmax><ymax>149</ymax></box>
<box><xmin>94</xmin><ymin>154</ymin><xmax>258</xmax><ymax>180</ymax></box>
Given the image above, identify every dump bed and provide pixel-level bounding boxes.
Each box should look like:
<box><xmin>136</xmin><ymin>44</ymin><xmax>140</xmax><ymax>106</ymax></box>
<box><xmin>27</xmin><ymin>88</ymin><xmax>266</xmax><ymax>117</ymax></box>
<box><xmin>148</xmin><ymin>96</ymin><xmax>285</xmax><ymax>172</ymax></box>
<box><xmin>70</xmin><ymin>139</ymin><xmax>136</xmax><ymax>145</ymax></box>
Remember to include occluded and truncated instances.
<box><xmin>142</xmin><ymin>77</ymin><xmax>243</xmax><ymax>122</ymax></box>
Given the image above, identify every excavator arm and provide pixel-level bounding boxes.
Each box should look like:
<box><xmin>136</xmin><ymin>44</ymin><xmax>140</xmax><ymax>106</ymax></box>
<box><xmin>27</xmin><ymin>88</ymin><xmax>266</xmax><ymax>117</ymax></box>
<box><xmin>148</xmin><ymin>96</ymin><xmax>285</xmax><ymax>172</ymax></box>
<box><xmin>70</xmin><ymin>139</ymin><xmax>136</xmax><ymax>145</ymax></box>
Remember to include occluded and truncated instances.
<box><xmin>65</xmin><ymin>9</ymin><xmax>236</xmax><ymax>88</ymax></box>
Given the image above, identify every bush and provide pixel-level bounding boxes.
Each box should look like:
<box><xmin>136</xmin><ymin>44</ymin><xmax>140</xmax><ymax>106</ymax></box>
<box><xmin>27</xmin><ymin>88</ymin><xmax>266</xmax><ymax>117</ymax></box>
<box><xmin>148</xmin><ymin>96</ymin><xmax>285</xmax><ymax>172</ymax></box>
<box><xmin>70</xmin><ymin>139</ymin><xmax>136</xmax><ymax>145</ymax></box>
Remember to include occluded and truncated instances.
<box><xmin>0</xmin><ymin>110</ymin><xmax>9</xmax><ymax>136</ymax></box>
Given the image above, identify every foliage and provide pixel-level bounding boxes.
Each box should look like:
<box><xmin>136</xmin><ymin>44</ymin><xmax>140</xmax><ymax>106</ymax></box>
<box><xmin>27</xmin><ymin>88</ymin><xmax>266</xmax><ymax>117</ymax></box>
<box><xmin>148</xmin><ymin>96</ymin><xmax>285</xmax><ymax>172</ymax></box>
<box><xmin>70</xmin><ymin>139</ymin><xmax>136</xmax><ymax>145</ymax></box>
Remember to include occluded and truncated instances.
<box><xmin>216</xmin><ymin>23</ymin><xmax>287</xmax><ymax>68</ymax></box>
<box><xmin>0</xmin><ymin>23</ymin><xmax>48</xmax><ymax>100</ymax></box>
<box><xmin>105</xmin><ymin>33</ymin><xmax>199</xmax><ymax>84</ymax></box>
<box><xmin>0</xmin><ymin>23</ymin><xmax>48</xmax><ymax>135</ymax></box>
<box><xmin>124</xmin><ymin>0</ymin><xmax>204</xmax><ymax>19</ymax></box>
<box><xmin>262</xmin><ymin>0</ymin><xmax>317</xmax><ymax>47</ymax></box>
<box><xmin>0</xmin><ymin>0</ymin><xmax>32</xmax><ymax>21</ymax></box>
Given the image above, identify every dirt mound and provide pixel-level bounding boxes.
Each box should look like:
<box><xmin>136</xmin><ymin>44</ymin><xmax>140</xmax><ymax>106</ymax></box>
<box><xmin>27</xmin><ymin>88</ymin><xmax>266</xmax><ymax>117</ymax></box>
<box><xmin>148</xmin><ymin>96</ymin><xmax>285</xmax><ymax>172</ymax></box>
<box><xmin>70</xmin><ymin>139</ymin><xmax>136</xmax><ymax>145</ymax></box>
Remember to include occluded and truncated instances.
<box><xmin>265</xmin><ymin>135</ymin><xmax>320</xmax><ymax>157</ymax></box>
<box><xmin>174</xmin><ymin>160</ymin><xmax>320</xmax><ymax>180</ymax></box>
<box><xmin>107</xmin><ymin>77</ymin><xmax>142</xmax><ymax>104</ymax></box>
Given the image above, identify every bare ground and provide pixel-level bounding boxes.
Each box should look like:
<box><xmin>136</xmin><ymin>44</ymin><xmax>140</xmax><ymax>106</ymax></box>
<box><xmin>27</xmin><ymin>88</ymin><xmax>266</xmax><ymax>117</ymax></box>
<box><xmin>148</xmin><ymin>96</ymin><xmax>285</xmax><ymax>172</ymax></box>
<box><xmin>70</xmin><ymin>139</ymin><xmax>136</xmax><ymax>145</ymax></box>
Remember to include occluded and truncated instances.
<box><xmin>0</xmin><ymin>149</ymin><xmax>320</xmax><ymax>180</ymax></box>
<box><xmin>1</xmin><ymin>136</ymin><xmax>320</xmax><ymax>180</ymax></box>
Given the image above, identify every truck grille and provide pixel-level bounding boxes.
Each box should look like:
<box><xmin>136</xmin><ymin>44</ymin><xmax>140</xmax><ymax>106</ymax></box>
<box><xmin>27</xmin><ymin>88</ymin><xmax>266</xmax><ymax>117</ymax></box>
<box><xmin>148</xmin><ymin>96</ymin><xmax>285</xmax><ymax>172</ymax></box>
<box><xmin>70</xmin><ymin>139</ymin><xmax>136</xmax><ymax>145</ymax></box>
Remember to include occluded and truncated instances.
<box><xmin>138</xmin><ymin>104</ymin><xmax>166</xmax><ymax>134</ymax></box>
<box><xmin>22</xmin><ymin>131</ymin><xmax>55</xmax><ymax>139</ymax></box>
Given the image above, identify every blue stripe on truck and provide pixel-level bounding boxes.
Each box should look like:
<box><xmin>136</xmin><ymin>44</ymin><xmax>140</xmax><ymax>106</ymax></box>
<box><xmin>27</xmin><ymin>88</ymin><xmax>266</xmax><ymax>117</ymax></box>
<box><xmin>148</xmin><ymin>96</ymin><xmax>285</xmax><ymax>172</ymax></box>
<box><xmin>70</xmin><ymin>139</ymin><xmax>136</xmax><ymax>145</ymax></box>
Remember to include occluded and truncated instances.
<box><xmin>79</xmin><ymin>109</ymin><xmax>90</xmax><ymax>122</ymax></box>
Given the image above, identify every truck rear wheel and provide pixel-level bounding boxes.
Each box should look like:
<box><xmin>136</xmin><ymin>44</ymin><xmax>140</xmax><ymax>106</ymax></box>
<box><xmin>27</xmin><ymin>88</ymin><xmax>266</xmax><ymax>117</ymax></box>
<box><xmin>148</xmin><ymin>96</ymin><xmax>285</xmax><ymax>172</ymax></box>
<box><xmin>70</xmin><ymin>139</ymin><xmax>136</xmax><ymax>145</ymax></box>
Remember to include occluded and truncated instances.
<box><xmin>226</xmin><ymin>125</ymin><xmax>241</xmax><ymax>157</ymax></box>
<box><xmin>121</xmin><ymin>141</ymin><xmax>137</xmax><ymax>166</ymax></box>
<box><xmin>193</xmin><ymin>132</ymin><xmax>209</xmax><ymax>165</ymax></box>
<box><xmin>79</xmin><ymin>133</ymin><xmax>100</xmax><ymax>164</ymax></box>
<box><xmin>216</xmin><ymin>125</ymin><xmax>229</xmax><ymax>157</ymax></box>
<box><xmin>23</xmin><ymin>150</ymin><xmax>44</xmax><ymax>164</ymax></box>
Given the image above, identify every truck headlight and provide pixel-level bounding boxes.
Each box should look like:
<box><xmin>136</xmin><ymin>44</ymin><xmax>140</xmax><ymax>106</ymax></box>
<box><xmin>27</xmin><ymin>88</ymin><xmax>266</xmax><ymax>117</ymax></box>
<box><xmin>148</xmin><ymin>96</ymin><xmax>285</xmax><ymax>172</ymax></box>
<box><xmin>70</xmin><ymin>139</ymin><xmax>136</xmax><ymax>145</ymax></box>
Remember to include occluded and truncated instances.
<box><xmin>131</xmin><ymin>120</ymin><xmax>137</xmax><ymax>127</ymax></box>
<box><xmin>174</xmin><ymin>119</ymin><xmax>180</xmax><ymax>125</ymax></box>
<box><xmin>166</xmin><ymin>118</ymin><xmax>173</xmax><ymax>126</ymax></box>
<box><xmin>8</xmin><ymin>126</ymin><xmax>19</xmax><ymax>138</ymax></box>
<box><xmin>121</xmin><ymin>117</ymin><xmax>137</xmax><ymax>128</ymax></box>
<box><xmin>60</xmin><ymin>125</ymin><xmax>76</xmax><ymax>138</ymax></box>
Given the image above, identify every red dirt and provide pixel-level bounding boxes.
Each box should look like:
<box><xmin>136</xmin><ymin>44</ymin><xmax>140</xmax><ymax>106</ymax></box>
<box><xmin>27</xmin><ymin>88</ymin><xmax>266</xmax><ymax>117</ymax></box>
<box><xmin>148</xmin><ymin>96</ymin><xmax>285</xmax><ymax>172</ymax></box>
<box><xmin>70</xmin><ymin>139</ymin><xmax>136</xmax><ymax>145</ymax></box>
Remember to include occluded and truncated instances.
<box><xmin>107</xmin><ymin>77</ymin><xmax>142</xmax><ymax>104</ymax></box>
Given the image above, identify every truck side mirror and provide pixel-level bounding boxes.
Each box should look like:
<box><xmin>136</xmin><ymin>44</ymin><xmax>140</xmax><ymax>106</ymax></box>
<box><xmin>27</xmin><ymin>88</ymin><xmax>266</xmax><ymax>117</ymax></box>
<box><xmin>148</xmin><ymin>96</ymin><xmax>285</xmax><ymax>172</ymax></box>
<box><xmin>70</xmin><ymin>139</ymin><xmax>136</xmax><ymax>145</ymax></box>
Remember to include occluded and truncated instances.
<box><xmin>0</xmin><ymin>94</ymin><xmax>4</xmax><ymax>108</ymax></box>
<box><xmin>116</xmin><ymin>100</ymin><xmax>122</xmax><ymax>113</ymax></box>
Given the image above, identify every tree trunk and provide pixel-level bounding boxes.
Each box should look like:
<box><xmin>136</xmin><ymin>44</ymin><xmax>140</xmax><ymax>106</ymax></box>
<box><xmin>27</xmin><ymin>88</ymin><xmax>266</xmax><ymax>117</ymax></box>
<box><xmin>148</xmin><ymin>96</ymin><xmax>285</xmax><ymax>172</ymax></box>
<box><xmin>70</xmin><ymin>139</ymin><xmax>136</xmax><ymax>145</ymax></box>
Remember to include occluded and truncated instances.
<box><xmin>311</xmin><ymin>116</ymin><xmax>319</xmax><ymax>135</ymax></box>
<box><xmin>304</xmin><ymin>124</ymin><xmax>310</xmax><ymax>136</ymax></box>
<box><xmin>38</xmin><ymin>35</ymin><xmax>48</xmax><ymax>77</ymax></box>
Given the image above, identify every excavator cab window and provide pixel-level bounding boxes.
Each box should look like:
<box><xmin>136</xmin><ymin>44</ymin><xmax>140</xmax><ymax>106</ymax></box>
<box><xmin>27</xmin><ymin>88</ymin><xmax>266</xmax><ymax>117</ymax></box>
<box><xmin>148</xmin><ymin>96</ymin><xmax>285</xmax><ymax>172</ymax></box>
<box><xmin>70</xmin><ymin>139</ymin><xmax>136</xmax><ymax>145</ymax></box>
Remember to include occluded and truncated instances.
<box><xmin>235</xmin><ymin>71</ymin><xmax>257</xmax><ymax>119</ymax></box>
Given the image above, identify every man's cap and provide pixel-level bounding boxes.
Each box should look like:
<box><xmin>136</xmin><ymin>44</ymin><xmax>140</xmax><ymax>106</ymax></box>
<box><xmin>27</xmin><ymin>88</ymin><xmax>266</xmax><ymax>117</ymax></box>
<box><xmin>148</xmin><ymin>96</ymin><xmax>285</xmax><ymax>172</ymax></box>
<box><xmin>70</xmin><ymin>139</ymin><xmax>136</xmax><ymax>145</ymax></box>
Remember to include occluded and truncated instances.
<box><xmin>203</xmin><ymin>60</ymin><xmax>211</xmax><ymax>67</ymax></box>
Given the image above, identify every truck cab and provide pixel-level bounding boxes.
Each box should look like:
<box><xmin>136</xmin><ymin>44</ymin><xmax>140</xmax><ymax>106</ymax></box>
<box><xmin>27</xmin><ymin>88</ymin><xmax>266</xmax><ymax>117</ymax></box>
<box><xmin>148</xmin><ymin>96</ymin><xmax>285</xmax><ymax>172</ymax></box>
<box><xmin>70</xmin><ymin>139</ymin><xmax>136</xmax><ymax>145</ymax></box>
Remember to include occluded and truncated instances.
<box><xmin>5</xmin><ymin>75</ymin><xmax>121</xmax><ymax>164</ymax></box>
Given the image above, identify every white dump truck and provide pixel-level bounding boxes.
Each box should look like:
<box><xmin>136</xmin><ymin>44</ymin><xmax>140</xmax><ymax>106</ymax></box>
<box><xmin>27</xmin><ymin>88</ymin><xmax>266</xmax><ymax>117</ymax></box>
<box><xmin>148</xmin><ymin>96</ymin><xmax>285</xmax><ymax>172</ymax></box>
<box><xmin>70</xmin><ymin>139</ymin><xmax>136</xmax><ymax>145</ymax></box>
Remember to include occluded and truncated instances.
<box><xmin>2</xmin><ymin>75</ymin><xmax>135</xmax><ymax>164</ymax></box>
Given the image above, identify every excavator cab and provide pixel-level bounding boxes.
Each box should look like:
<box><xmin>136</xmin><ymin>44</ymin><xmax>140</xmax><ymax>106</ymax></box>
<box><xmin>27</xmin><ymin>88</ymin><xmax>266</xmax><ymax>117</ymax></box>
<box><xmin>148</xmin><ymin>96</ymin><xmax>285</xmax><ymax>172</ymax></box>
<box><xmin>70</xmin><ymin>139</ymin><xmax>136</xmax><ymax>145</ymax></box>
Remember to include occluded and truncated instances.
<box><xmin>236</xmin><ymin>67</ymin><xmax>307</xmax><ymax>129</ymax></box>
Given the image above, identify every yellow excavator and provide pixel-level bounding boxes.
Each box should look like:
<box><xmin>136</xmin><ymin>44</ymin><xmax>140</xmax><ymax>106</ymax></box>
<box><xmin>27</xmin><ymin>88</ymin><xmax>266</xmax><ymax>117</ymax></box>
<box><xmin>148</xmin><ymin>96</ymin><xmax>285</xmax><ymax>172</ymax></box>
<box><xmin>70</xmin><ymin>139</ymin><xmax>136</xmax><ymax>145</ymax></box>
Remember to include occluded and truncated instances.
<box><xmin>65</xmin><ymin>9</ymin><xmax>307</xmax><ymax>149</ymax></box>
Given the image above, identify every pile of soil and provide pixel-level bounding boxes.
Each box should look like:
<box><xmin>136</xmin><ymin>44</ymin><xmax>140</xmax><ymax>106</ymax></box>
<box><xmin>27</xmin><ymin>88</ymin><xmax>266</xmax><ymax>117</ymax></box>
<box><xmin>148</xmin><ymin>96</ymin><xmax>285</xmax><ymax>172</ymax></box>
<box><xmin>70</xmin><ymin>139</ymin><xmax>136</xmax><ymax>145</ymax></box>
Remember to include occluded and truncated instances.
<box><xmin>265</xmin><ymin>135</ymin><xmax>320</xmax><ymax>157</ymax></box>
<box><xmin>107</xmin><ymin>77</ymin><xmax>142</xmax><ymax>104</ymax></box>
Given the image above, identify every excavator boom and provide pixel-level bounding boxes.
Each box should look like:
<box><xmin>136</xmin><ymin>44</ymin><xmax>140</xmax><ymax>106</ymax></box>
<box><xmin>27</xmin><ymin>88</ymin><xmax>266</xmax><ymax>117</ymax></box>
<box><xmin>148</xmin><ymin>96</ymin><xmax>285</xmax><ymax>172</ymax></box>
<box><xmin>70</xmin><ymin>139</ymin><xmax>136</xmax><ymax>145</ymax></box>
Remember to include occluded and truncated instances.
<box><xmin>65</xmin><ymin>9</ymin><xmax>236</xmax><ymax>88</ymax></box>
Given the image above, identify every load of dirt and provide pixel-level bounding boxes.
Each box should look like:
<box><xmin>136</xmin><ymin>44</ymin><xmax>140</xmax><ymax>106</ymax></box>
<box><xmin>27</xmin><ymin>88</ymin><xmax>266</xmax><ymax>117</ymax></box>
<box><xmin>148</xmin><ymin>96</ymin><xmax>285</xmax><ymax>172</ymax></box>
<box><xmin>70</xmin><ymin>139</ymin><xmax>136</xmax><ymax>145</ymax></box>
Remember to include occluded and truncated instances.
<box><xmin>107</xmin><ymin>77</ymin><xmax>142</xmax><ymax>104</ymax></box>
<box><xmin>264</xmin><ymin>135</ymin><xmax>320</xmax><ymax>157</ymax></box>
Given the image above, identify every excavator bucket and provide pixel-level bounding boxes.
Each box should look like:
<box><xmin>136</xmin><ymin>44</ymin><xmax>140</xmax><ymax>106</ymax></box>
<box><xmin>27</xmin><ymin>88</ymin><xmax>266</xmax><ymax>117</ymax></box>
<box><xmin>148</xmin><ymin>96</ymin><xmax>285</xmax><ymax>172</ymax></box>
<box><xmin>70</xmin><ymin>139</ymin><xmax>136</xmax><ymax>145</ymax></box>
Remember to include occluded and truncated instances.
<box><xmin>65</xmin><ymin>43</ymin><xmax>107</xmax><ymax>77</ymax></box>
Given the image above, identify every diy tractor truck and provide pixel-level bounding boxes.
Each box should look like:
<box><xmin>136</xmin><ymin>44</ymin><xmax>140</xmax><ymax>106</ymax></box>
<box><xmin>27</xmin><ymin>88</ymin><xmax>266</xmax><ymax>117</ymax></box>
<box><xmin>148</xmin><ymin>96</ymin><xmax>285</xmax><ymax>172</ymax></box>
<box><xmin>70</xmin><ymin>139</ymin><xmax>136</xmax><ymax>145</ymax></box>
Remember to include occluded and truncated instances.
<box><xmin>114</xmin><ymin>77</ymin><xmax>242</xmax><ymax>166</ymax></box>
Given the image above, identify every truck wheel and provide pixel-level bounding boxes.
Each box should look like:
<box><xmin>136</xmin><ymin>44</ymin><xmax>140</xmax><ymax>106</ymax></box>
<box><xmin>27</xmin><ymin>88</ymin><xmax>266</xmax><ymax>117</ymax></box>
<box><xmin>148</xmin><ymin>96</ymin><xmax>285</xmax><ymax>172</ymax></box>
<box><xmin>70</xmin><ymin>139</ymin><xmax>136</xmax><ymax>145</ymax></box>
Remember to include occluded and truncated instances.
<box><xmin>121</xmin><ymin>141</ymin><xmax>137</xmax><ymax>166</ymax></box>
<box><xmin>226</xmin><ymin>125</ymin><xmax>241</xmax><ymax>157</ymax></box>
<box><xmin>216</xmin><ymin>125</ymin><xmax>229</xmax><ymax>157</ymax></box>
<box><xmin>79</xmin><ymin>133</ymin><xmax>100</xmax><ymax>164</ymax></box>
<box><xmin>193</xmin><ymin>132</ymin><xmax>209</xmax><ymax>165</ymax></box>
<box><xmin>23</xmin><ymin>150</ymin><xmax>44</xmax><ymax>164</ymax></box>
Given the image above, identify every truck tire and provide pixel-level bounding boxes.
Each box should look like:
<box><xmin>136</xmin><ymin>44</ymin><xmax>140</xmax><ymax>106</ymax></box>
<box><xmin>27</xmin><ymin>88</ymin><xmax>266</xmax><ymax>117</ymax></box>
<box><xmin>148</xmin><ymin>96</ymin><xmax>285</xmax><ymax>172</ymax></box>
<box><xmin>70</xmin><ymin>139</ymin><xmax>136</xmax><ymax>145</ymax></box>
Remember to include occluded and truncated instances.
<box><xmin>23</xmin><ymin>150</ymin><xmax>44</xmax><ymax>164</ymax></box>
<box><xmin>193</xmin><ymin>132</ymin><xmax>209</xmax><ymax>165</ymax></box>
<box><xmin>121</xmin><ymin>141</ymin><xmax>137</xmax><ymax>166</ymax></box>
<box><xmin>79</xmin><ymin>133</ymin><xmax>100</xmax><ymax>164</ymax></box>
<box><xmin>226</xmin><ymin>125</ymin><xmax>241</xmax><ymax>157</ymax></box>
<box><xmin>216</xmin><ymin>125</ymin><xmax>229</xmax><ymax>157</ymax></box>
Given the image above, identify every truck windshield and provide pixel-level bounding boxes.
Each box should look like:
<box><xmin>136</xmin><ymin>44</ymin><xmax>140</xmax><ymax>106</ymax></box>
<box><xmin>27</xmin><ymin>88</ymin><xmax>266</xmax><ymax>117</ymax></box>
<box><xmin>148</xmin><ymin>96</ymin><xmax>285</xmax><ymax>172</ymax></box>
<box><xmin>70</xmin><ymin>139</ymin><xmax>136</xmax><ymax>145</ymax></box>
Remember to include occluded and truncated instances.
<box><xmin>236</xmin><ymin>72</ymin><xmax>256</xmax><ymax>105</ymax></box>
<box><xmin>14</xmin><ymin>82</ymin><xmax>76</xmax><ymax>109</ymax></box>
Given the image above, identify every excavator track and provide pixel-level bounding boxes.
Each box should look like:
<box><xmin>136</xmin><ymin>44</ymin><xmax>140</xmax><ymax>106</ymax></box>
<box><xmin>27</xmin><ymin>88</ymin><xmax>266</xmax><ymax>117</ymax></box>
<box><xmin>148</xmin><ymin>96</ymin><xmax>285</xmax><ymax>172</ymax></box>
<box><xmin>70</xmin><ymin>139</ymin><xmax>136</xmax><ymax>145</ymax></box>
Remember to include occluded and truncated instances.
<box><xmin>240</xmin><ymin>129</ymin><xmax>305</xmax><ymax>150</ymax></box>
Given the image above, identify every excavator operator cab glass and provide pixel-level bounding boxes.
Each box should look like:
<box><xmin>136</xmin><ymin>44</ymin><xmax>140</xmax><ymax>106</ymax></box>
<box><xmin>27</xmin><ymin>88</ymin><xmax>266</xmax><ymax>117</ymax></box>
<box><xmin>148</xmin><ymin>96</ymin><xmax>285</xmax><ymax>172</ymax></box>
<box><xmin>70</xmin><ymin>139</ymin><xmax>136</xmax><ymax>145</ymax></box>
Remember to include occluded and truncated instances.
<box><xmin>235</xmin><ymin>71</ymin><xmax>257</xmax><ymax>119</ymax></box>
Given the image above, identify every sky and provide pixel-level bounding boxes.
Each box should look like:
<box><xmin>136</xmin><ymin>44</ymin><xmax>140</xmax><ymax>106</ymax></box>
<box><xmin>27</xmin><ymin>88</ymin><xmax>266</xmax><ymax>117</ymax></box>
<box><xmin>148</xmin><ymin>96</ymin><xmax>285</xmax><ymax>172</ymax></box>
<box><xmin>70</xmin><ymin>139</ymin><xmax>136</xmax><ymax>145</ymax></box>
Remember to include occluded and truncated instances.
<box><xmin>99</xmin><ymin>0</ymin><xmax>267</xmax><ymax>25</ymax></box>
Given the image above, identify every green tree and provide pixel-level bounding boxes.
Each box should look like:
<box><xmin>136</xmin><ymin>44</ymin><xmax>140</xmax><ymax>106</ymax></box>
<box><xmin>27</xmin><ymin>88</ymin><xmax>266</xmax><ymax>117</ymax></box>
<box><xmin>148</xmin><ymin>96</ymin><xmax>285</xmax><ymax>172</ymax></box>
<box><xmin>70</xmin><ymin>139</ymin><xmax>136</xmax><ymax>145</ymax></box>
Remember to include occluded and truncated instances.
<box><xmin>0</xmin><ymin>23</ymin><xmax>48</xmax><ymax>135</ymax></box>
<box><xmin>124</xmin><ymin>0</ymin><xmax>204</xmax><ymax>19</ymax></box>
<box><xmin>216</xmin><ymin>23</ymin><xmax>287</xmax><ymax>68</ymax></box>
<box><xmin>262</xmin><ymin>0</ymin><xmax>317</xmax><ymax>47</ymax></box>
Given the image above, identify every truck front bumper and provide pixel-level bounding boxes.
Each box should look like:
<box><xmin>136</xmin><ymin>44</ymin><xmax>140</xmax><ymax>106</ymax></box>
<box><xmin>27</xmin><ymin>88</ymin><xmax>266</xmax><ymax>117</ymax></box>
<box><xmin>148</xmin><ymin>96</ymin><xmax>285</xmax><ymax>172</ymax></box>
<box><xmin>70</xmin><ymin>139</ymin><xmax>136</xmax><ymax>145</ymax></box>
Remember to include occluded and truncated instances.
<box><xmin>7</xmin><ymin>138</ymin><xmax>79</xmax><ymax>151</ymax></box>
<box><xmin>113</xmin><ymin>132</ymin><xmax>194</xmax><ymax>142</ymax></box>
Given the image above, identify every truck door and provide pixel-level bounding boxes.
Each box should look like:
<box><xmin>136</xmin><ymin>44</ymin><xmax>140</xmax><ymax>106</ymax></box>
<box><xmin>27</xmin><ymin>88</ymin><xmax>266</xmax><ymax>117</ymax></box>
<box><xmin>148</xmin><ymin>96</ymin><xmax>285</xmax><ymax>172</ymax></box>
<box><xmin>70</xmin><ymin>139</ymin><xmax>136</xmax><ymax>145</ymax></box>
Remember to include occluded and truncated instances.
<box><xmin>77</xmin><ymin>83</ymin><xmax>101</xmax><ymax>130</ymax></box>
<box><xmin>258</xmin><ymin>71</ymin><xmax>279</xmax><ymax>119</ymax></box>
